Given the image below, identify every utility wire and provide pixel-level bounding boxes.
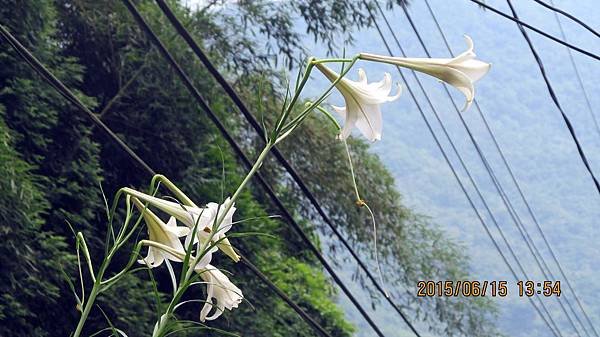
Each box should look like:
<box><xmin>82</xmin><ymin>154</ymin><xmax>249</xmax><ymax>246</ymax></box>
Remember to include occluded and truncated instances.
<box><xmin>0</xmin><ymin>21</ymin><xmax>336</xmax><ymax>337</ymax></box>
<box><xmin>367</xmin><ymin>4</ymin><xmax>561</xmax><ymax>336</ymax></box>
<box><xmin>398</xmin><ymin>3</ymin><xmax>584</xmax><ymax>336</ymax></box>
<box><xmin>532</xmin><ymin>0</ymin><xmax>600</xmax><ymax>38</ymax></box>
<box><xmin>547</xmin><ymin>0</ymin><xmax>600</xmax><ymax>138</ymax></box>
<box><xmin>238</xmin><ymin>254</ymin><xmax>332</xmax><ymax>337</ymax></box>
<box><xmin>119</xmin><ymin>1</ymin><xmax>386</xmax><ymax>336</ymax></box>
<box><xmin>504</xmin><ymin>2</ymin><xmax>600</xmax><ymax>334</ymax></box>
<box><xmin>466</xmin><ymin>0</ymin><xmax>600</xmax><ymax>62</ymax></box>
<box><xmin>367</xmin><ymin>3</ymin><xmax>562</xmax><ymax>336</ymax></box>
<box><xmin>0</xmin><ymin>24</ymin><xmax>155</xmax><ymax>176</ymax></box>
<box><xmin>506</xmin><ymin>0</ymin><xmax>600</xmax><ymax>243</ymax></box>
<box><xmin>423</xmin><ymin>1</ymin><xmax>600</xmax><ymax>336</ymax></box>
<box><xmin>153</xmin><ymin>0</ymin><xmax>424</xmax><ymax>335</ymax></box>
<box><xmin>504</xmin><ymin>0</ymin><xmax>600</xmax><ymax>200</ymax></box>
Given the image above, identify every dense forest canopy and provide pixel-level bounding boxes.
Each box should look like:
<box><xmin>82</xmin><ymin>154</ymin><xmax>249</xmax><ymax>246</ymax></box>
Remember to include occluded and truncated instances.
<box><xmin>0</xmin><ymin>1</ymin><xmax>500</xmax><ymax>336</ymax></box>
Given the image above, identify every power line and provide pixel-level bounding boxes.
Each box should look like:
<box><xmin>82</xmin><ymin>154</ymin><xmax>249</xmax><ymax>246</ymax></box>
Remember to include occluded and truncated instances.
<box><xmin>466</xmin><ymin>0</ymin><xmax>600</xmax><ymax>62</ymax></box>
<box><xmin>0</xmin><ymin>21</ymin><xmax>335</xmax><ymax>337</ymax></box>
<box><xmin>152</xmin><ymin>0</ymin><xmax>424</xmax><ymax>335</ymax></box>
<box><xmin>423</xmin><ymin>1</ymin><xmax>600</xmax><ymax>336</ymax></box>
<box><xmin>367</xmin><ymin>2</ymin><xmax>563</xmax><ymax>336</ymax></box>
<box><xmin>398</xmin><ymin>2</ymin><xmax>586</xmax><ymax>336</ymax></box>
<box><xmin>0</xmin><ymin>24</ymin><xmax>155</xmax><ymax>176</ymax></box>
<box><xmin>238</xmin><ymin>254</ymin><xmax>332</xmax><ymax>337</ymax></box>
<box><xmin>532</xmin><ymin>0</ymin><xmax>600</xmax><ymax>38</ymax></box>
<box><xmin>504</xmin><ymin>2</ymin><xmax>600</xmax><ymax>335</ymax></box>
<box><xmin>119</xmin><ymin>1</ymin><xmax>386</xmax><ymax>335</ymax></box>
<box><xmin>547</xmin><ymin>2</ymin><xmax>600</xmax><ymax>334</ymax></box>
<box><xmin>366</xmin><ymin>3</ymin><xmax>561</xmax><ymax>335</ymax></box>
<box><xmin>504</xmin><ymin>0</ymin><xmax>600</xmax><ymax>200</ymax></box>
<box><xmin>547</xmin><ymin>0</ymin><xmax>600</xmax><ymax>138</ymax></box>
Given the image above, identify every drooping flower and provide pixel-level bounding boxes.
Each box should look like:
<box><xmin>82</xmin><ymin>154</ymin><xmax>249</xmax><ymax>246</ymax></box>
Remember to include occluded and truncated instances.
<box><xmin>132</xmin><ymin>197</ymin><xmax>190</xmax><ymax>268</ymax></box>
<box><xmin>315</xmin><ymin>63</ymin><xmax>401</xmax><ymax>142</ymax></box>
<box><xmin>360</xmin><ymin>35</ymin><xmax>490</xmax><ymax>111</ymax></box>
<box><xmin>123</xmin><ymin>188</ymin><xmax>240</xmax><ymax>262</ymax></box>
<box><xmin>196</xmin><ymin>264</ymin><xmax>243</xmax><ymax>322</ymax></box>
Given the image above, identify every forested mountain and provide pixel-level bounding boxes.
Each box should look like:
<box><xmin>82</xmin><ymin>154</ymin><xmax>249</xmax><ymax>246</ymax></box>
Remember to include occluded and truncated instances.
<box><xmin>294</xmin><ymin>1</ymin><xmax>600</xmax><ymax>336</ymax></box>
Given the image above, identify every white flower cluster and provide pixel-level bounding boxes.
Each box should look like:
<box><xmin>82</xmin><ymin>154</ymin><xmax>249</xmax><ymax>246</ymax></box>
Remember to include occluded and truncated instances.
<box><xmin>126</xmin><ymin>188</ymin><xmax>243</xmax><ymax>322</ymax></box>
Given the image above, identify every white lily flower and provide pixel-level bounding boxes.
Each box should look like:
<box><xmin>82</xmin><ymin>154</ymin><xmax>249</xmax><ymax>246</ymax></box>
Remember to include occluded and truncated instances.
<box><xmin>123</xmin><ymin>188</ymin><xmax>240</xmax><ymax>262</ymax></box>
<box><xmin>182</xmin><ymin>198</ymin><xmax>238</xmax><ymax>263</ymax></box>
<box><xmin>140</xmin><ymin>239</ymin><xmax>215</xmax><ymax>275</ymax></box>
<box><xmin>185</xmin><ymin>198</ymin><xmax>236</xmax><ymax>245</ymax></box>
<box><xmin>360</xmin><ymin>35</ymin><xmax>490</xmax><ymax>111</ymax></box>
<box><xmin>315</xmin><ymin>63</ymin><xmax>401</xmax><ymax>142</ymax></box>
<box><xmin>132</xmin><ymin>198</ymin><xmax>190</xmax><ymax>268</ymax></box>
<box><xmin>196</xmin><ymin>264</ymin><xmax>243</xmax><ymax>322</ymax></box>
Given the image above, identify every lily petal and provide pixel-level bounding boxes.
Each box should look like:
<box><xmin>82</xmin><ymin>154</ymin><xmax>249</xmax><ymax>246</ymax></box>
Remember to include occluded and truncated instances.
<box><xmin>197</xmin><ymin>265</ymin><xmax>243</xmax><ymax>322</ymax></box>
<box><xmin>316</xmin><ymin>64</ymin><xmax>401</xmax><ymax>141</ymax></box>
<box><xmin>354</xmin><ymin>104</ymin><xmax>383</xmax><ymax>142</ymax></box>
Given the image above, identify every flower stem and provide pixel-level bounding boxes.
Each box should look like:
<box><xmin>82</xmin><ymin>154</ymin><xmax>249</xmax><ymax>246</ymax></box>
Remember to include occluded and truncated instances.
<box><xmin>215</xmin><ymin>141</ymin><xmax>273</xmax><ymax>228</ymax></box>
<box><xmin>274</xmin><ymin>59</ymin><xmax>315</xmax><ymax>135</ymax></box>
<box><xmin>72</xmin><ymin>277</ymin><xmax>102</xmax><ymax>337</ymax></box>
<box><xmin>72</xmin><ymin>220</ymin><xmax>138</xmax><ymax>337</ymax></box>
<box><xmin>151</xmin><ymin>174</ymin><xmax>198</xmax><ymax>207</ymax></box>
<box><xmin>278</xmin><ymin>56</ymin><xmax>360</xmax><ymax>136</ymax></box>
<box><xmin>235</xmin><ymin>143</ymin><xmax>272</xmax><ymax>202</ymax></box>
<box><xmin>312</xmin><ymin>57</ymin><xmax>355</xmax><ymax>64</ymax></box>
<box><xmin>342</xmin><ymin>140</ymin><xmax>388</xmax><ymax>296</ymax></box>
<box><xmin>343</xmin><ymin>139</ymin><xmax>361</xmax><ymax>202</ymax></box>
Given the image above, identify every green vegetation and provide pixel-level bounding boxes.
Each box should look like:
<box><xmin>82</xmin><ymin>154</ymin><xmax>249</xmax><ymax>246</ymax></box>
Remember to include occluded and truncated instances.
<box><xmin>0</xmin><ymin>1</ymin><xmax>501</xmax><ymax>336</ymax></box>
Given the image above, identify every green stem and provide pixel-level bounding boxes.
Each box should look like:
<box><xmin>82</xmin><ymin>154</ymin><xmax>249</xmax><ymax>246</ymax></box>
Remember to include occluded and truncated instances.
<box><xmin>275</xmin><ymin>56</ymin><xmax>357</xmax><ymax>137</ymax></box>
<box><xmin>151</xmin><ymin>293</ymin><xmax>179</xmax><ymax>337</ymax></box>
<box><xmin>359</xmin><ymin>53</ymin><xmax>430</xmax><ymax>74</ymax></box>
<box><xmin>207</xmin><ymin>141</ymin><xmax>274</xmax><ymax>233</ymax></box>
<box><xmin>152</xmin><ymin>262</ymin><xmax>202</xmax><ymax>337</ymax></box>
<box><xmin>343</xmin><ymin>140</ymin><xmax>361</xmax><ymax>202</ymax></box>
<box><xmin>73</xmin><ymin>284</ymin><xmax>100</xmax><ymax>337</ymax></box>
<box><xmin>101</xmin><ymin>242</ymin><xmax>144</xmax><ymax>286</ymax></box>
<box><xmin>277</xmin><ymin>56</ymin><xmax>359</xmax><ymax>138</ymax></box>
<box><xmin>72</xmin><ymin>254</ymin><xmax>116</xmax><ymax>337</ymax></box>
<box><xmin>315</xmin><ymin>105</ymin><xmax>341</xmax><ymax>131</ymax></box>
<box><xmin>231</xmin><ymin>143</ymin><xmax>273</xmax><ymax>206</ymax></box>
<box><xmin>312</xmin><ymin>57</ymin><xmax>355</xmax><ymax>64</ymax></box>
<box><xmin>151</xmin><ymin>174</ymin><xmax>198</xmax><ymax>207</ymax></box>
<box><xmin>282</xmin><ymin>62</ymin><xmax>313</xmax><ymax>117</ymax></box>
<box><xmin>274</xmin><ymin>59</ymin><xmax>315</xmax><ymax>135</ymax></box>
<box><xmin>309</xmin><ymin>56</ymin><xmax>359</xmax><ymax>110</ymax></box>
<box><xmin>72</xmin><ymin>220</ymin><xmax>139</xmax><ymax>336</ymax></box>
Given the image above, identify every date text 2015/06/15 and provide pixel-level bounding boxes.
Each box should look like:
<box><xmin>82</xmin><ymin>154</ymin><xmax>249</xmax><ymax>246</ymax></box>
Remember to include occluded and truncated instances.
<box><xmin>416</xmin><ymin>280</ymin><xmax>561</xmax><ymax>297</ymax></box>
